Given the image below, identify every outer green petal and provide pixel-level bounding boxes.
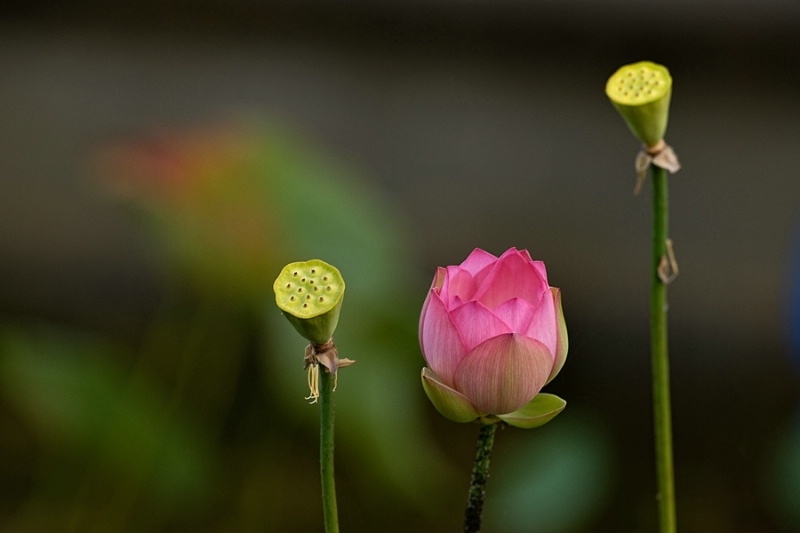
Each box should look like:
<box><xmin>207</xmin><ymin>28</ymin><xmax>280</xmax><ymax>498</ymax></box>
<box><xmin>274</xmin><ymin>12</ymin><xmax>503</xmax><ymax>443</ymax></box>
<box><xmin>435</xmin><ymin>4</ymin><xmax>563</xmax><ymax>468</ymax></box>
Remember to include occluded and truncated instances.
<box><xmin>546</xmin><ymin>287</ymin><xmax>568</xmax><ymax>384</ymax></box>
<box><xmin>497</xmin><ymin>393</ymin><xmax>566</xmax><ymax>429</ymax></box>
<box><xmin>421</xmin><ymin>368</ymin><xmax>480</xmax><ymax>423</ymax></box>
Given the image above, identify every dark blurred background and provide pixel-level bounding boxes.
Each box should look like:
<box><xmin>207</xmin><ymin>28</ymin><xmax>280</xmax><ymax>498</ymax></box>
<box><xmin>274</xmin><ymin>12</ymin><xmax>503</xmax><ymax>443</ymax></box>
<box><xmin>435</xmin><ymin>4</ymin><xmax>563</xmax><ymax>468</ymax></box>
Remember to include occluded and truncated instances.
<box><xmin>1</xmin><ymin>1</ymin><xmax>800</xmax><ymax>532</ymax></box>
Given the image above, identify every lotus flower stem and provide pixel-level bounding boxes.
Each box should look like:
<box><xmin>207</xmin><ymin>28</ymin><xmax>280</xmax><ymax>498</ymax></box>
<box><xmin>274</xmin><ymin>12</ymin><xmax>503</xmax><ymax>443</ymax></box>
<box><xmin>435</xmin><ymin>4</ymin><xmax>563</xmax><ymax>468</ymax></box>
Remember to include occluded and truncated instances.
<box><xmin>650</xmin><ymin>164</ymin><xmax>676</xmax><ymax>533</ymax></box>
<box><xmin>463</xmin><ymin>423</ymin><xmax>498</xmax><ymax>533</ymax></box>
<box><xmin>319</xmin><ymin>365</ymin><xmax>340</xmax><ymax>533</ymax></box>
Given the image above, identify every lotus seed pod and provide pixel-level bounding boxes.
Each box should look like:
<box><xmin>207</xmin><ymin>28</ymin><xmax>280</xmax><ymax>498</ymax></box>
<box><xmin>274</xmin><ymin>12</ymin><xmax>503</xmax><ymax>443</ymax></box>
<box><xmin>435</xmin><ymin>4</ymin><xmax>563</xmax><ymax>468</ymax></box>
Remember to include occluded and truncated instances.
<box><xmin>274</xmin><ymin>259</ymin><xmax>345</xmax><ymax>345</ymax></box>
<box><xmin>606</xmin><ymin>61</ymin><xmax>673</xmax><ymax>148</ymax></box>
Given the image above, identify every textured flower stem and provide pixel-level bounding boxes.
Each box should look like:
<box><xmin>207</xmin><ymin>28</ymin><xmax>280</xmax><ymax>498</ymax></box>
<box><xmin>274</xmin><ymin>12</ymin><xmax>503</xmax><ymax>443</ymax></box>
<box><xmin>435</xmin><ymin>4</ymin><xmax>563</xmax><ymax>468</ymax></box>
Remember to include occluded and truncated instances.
<box><xmin>651</xmin><ymin>164</ymin><xmax>677</xmax><ymax>533</ymax></box>
<box><xmin>319</xmin><ymin>367</ymin><xmax>340</xmax><ymax>533</ymax></box>
<box><xmin>463</xmin><ymin>423</ymin><xmax>498</xmax><ymax>533</ymax></box>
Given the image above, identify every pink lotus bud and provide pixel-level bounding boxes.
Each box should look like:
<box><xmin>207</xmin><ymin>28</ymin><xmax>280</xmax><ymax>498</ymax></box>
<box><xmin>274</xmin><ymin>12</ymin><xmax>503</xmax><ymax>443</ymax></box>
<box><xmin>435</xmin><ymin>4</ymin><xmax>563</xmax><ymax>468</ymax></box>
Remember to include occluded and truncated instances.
<box><xmin>419</xmin><ymin>248</ymin><xmax>567</xmax><ymax>426</ymax></box>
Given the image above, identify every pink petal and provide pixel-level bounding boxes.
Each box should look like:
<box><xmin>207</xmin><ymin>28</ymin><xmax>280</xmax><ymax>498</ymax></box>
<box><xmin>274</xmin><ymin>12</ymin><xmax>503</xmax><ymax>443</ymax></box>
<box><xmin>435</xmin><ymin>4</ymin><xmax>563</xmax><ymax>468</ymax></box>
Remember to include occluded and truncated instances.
<box><xmin>450</xmin><ymin>300</ymin><xmax>511</xmax><ymax>351</ymax></box>
<box><xmin>531</xmin><ymin>261</ymin><xmax>548</xmax><ymax>284</ymax></box>
<box><xmin>472</xmin><ymin>250</ymin><xmax>548</xmax><ymax>310</ymax></box>
<box><xmin>470</xmin><ymin>261</ymin><xmax>496</xmax><ymax>289</ymax></box>
<box><xmin>420</xmin><ymin>269</ymin><xmax>440</xmax><ymax>324</ymax></box>
<box><xmin>492</xmin><ymin>297</ymin><xmax>535</xmax><ymax>334</ymax></box>
<box><xmin>503</xmin><ymin>248</ymin><xmax>545</xmax><ymax>282</ymax></box>
<box><xmin>419</xmin><ymin>290</ymin><xmax>467</xmax><ymax>387</ymax></box>
<box><xmin>420</xmin><ymin>267</ymin><xmax>447</xmax><ymax>346</ymax></box>
<box><xmin>524</xmin><ymin>289</ymin><xmax>558</xmax><ymax>357</ymax></box>
<box><xmin>454</xmin><ymin>333</ymin><xmax>554</xmax><ymax>415</ymax></box>
<box><xmin>459</xmin><ymin>248</ymin><xmax>498</xmax><ymax>276</ymax></box>
<box><xmin>517</xmin><ymin>248</ymin><xmax>533</xmax><ymax>261</ymax></box>
<box><xmin>443</xmin><ymin>266</ymin><xmax>477</xmax><ymax>306</ymax></box>
<box><xmin>419</xmin><ymin>291</ymin><xmax>433</xmax><ymax>347</ymax></box>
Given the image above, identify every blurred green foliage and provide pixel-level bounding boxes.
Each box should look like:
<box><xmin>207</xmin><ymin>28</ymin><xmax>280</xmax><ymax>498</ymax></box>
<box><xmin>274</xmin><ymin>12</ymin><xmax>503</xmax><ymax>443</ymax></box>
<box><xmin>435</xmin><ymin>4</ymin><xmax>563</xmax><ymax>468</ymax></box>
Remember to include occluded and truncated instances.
<box><xmin>760</xmin><ymin>414</ymin><xmax>800</xmax><ymax>530</ymax></box>
<box><xmin>483</xmin><ymin>413</ymin><xmax>613</xmax><ymax>533</ymax></box>
<box><xmin>0</xmin><ymin>328</ymin><xmax>214</xmax><ymax>531</ymax></box>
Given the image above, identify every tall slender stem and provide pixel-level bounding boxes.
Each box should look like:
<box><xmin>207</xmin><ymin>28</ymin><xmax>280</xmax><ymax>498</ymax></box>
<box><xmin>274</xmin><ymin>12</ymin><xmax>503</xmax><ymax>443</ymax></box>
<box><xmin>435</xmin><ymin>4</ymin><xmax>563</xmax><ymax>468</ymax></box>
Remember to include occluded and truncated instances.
<box><xmin>651</xmin><ymin>164</ymin><xmax>677</xmax><ymax>533</ymax></box>
<box><xmin>463</xmin><ymin>423</ymin><xmax>498</xmax><ymax>533</ymax></box>
<box><xmin>319</xmin><ymin>368</ymin><xmax>340</xmax><ymax>533</ymax></box>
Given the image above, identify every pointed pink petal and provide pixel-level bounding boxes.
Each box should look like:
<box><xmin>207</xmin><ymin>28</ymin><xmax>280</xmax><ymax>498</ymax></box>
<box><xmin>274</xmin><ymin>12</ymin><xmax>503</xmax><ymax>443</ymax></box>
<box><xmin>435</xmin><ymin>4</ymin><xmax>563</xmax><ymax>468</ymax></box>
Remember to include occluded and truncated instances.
<box><xmin>419</xmin><ymin>282</ymin><xmax>435</xmax><ymax>338</ymax></box>
<box><xmin>531</xmin><ymin>261</ymin><xmax>548</xmax><ymax>284</ymax></box>
<box><xmin>459</xmin><ymin>248</ymin><xmax>498</xmax><ymax>276</ymax></box>
<box><xmin>472</xmin><ymin>250</ymin><xmax>548</xmax><ymax>310</ymax></box>
<box><xmin>443</xmin><ymin>266</ymin><xmax>477</xmax><ymax>305</ymax></box>
<box><xmin>454</xmin><ymin>333</ymin><xmax>554</xmax><ymax>415</ymax></box>
<box><xmin>419</xmin><ymin>267</ymin><xmax>447</xmax><ymax>347</ymax></box>
<box><xmin>419</xmin><ymin>291</ymin><xmax>467</xmax><ymax>387</ymax></box>
<box><xmin>524</xmin><ymin>289</ymin><xmax>558</xmax><ymax>357</ymax></box>
<box><xmin>498</xmin><ymin>247</ymin><xmax>521</xmax><ymax>258</ymax></box>
<box><xmin>495</xmin><ymin>250</ymin><xmax>548</xmax><ymax>281</ymax></box>
<box><xmin>450</xmin><ymin>300</ymin><xmax>511</xmax><ymax>351</ymax></box>
<box><xmin>546</xmin><ymin>287</ymin><xmax>568</xmax><ymax>384</ymax></box>
<box><xmin>492</xmin><ymin>298</ymin><xmax>535</xmax><ymax>334</ymax></box>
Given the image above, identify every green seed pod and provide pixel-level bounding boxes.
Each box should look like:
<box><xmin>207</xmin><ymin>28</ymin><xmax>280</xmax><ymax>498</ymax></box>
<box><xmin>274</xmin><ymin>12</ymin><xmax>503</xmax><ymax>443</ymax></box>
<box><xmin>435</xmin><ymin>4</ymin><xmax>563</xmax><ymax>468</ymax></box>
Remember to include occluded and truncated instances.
<box><xmin>273</xmin><ymin>259</ymin><xmax>345</xmax><ymax>345</ymax></box>
<box><xmin>606</xmin><ymin>61</ymin><xmax>673</xmax><ymax>148</ymax></box>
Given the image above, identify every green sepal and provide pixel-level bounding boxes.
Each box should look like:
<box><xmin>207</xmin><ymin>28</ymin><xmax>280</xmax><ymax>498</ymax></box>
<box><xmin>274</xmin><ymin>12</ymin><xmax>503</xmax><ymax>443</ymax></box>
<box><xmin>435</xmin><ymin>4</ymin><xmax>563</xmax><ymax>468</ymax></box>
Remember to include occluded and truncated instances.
<box><xmin>497</xmin><ymin>393</ymin><xmax>566</xmax><ymax>429</ymax></box>
<box><xmin>421</xmin><ymin>368</ymin><xmax>481</xmax><ymax>423</ymax></box>
<box><xmin>273</xmin><ymin>259</ymin><xmax>345</xmax><ymax>345</ymax></box>
<box><xmin>606</xmin><ymin>61</ymin><xmax>673</xmax><ymax>148</ymax></box>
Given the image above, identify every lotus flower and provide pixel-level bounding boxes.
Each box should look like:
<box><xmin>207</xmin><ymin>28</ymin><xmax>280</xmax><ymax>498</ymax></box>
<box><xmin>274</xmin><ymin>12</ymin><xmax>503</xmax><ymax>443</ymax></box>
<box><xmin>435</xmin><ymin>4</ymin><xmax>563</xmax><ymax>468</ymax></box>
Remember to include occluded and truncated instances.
<box><xmin>419</xmin><ymin>248</ymin><xmax>567</xmax><ymax>428</ymax></box>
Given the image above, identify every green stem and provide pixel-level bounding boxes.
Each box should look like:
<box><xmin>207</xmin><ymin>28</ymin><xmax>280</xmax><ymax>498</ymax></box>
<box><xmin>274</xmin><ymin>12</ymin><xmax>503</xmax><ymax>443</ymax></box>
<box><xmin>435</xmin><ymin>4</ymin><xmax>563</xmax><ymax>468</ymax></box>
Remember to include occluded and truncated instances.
<box><xmin>651</xmin><ymin>164</ymin><xmax>677</xmax><ymax>533</ymax></box>
<box><xmin>463</xmin><ymin>423</ymin><xmax>498</xmax><ymax>533</ymax></box>
<box><xmin>319</xmin><ymin>367</ymin><xmax>340</xmax><ymax>533</ymax></box>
